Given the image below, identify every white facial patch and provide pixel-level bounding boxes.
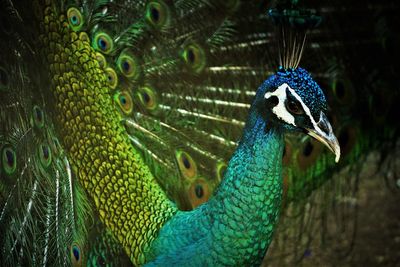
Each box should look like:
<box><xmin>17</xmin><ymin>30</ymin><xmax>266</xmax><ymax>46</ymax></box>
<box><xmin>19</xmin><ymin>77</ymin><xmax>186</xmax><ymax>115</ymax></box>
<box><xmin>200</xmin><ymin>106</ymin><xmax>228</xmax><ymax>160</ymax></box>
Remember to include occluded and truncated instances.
<box><xmin>264</xmin><ymin>83</ymin><xmax>297</xmax><ymax>126</ymax></box>
<box><xmin>264</xmin><ymin>83</ymin><xmax>341</xmax><ymax>162</ymax></box>
<box><xmin>264</xmin><ymin>83</ymin><xmax>319</xmax><ymax>128</ymax></box>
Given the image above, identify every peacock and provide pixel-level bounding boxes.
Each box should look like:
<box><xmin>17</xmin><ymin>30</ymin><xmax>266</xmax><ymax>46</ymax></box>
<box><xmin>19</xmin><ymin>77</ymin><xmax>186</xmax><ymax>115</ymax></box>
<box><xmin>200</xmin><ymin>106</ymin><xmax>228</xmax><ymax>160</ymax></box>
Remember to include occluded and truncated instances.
<box><xmin>0</xmin><ymin>0</ymin><xmax>398</xmax><ymax>266</ymax></box>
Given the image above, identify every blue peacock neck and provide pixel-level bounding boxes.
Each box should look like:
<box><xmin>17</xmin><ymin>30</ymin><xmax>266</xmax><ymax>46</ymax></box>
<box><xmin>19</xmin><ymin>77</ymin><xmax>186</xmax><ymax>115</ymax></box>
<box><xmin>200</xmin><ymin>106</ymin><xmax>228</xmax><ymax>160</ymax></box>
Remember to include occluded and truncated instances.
<box><xmin>146</xmin><ymin>108</ymin><xmax>285</xmax><ymax>266</ymax></box>
<box><xmin>206</xmin><ymin>114</ymin><xmax>284</xmax><ymax>265</ymax></box>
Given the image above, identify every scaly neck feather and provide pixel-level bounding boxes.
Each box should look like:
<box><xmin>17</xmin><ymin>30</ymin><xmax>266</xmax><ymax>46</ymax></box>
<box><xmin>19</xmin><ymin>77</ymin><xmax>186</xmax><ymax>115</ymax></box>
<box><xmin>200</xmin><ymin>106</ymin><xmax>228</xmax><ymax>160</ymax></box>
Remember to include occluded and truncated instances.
<box><xmin>146</xmin><ymin>112</ymin><xmax>284</xmax><ymax>266</ymax></box>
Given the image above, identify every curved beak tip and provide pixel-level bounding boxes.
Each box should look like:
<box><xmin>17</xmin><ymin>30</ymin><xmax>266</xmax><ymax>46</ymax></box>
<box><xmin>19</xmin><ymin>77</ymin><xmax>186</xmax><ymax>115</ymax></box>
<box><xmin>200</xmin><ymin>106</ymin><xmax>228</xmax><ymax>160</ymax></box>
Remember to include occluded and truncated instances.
<box><xmin>306</xmin><ymin>112</ymin><xmax>341</xmax><ymax>164</ymax></box>
<box><xmin>327</xmin><ymin>129</ymin><xmax>340</xmax><ymax>163</ymax></box>
<box><xmin>319</xmin><ymin>134</ymin><xmax>341</xmax><ymax>163</ymax></box>
<box><xmin>333</xmin><ymin>142</ymin><xmax>341</xmax><ymax>163</ymax></box>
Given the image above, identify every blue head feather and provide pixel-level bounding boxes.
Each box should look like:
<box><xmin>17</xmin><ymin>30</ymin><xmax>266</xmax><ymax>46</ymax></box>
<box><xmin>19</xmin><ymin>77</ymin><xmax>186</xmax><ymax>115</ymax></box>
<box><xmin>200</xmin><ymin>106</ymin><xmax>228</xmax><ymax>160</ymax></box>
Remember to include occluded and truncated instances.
<box><xmin>247</xmin><ymin>67</ymin><xmax>328</xmax><ymax>133</ymax></box>
<box><xmin>274</xmin><ymin>67</ymin><xmax>327</xmax><ymax>116</ymax></box>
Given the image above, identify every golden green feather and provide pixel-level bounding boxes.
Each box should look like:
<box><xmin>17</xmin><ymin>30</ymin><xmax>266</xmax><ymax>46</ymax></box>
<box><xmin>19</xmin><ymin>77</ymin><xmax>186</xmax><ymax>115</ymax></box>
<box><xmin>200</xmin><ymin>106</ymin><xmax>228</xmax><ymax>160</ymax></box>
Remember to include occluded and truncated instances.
<box><xmin>39</xmin><ymin>5</ymin><xmax>176</xmax><ymax>265</ymax></box>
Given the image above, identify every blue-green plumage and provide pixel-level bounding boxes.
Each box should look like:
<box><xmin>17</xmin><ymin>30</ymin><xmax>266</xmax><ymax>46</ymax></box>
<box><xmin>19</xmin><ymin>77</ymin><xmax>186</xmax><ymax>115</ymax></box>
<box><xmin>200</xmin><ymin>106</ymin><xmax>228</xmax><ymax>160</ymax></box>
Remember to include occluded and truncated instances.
<box><xmin>145</xmin><ymin>67</ymin><xmax>331</xmax><ymax>265</ymax></box>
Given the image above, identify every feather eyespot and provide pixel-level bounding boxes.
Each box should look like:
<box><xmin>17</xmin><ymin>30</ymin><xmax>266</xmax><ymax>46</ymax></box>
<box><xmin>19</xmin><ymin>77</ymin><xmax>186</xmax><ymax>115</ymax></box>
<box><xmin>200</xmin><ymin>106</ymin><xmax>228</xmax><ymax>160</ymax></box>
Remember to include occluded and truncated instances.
<box><xmin>70</xmin><ymin>242</ymin><xmax>83</xmax><ymax>266</ymax></box>
<box><xmin>182</xmin><ymin>43</ymin><xmax>206</xmax><ymax>73</ymax></box>
<box><xmin>145</xmin><ymin>0</ymin><xmax>170</xmax><ymax>29</ymax></box>
<box><xmin>117</xmin><ymin>51</ymin><xmax>139</xmax><ymax>79</ymax></box>
<box><xmin>176</xmin><ymin>150</ymin><xmax>197</xmax><ymax>179</ymax></box>
<box><xmin>297</xmin><ymin>138</ymin><xmax>322</xmax><ymax>170</ymax></box>
<box><xmin>338</xmin><ymin>126</ymin><xmax>356</xmax><ymax>157</ymax></box>
<box><xmin>188</xmin><ymin>179</ymin><xmax>210</xmax><ymax>208</ymax></box>
<box><xmin>38</xmin><ymin>144</ymin><xmax>52</xmax><ymax>168</ymax></box>
<box><xmin>195</xmin><ymin>184</ymin><xmax>204</xmax><ymax>198</ymax></box>
<box><xmin>115</xmin><ymin>91</ymin><xmax>133</xmax><ymax>115</ymax></box>
<box><xmin>1</xmin><ymin>145</ymin><xmax>17</xmax><ymax>175</ymax></box>
<box><xmin>104</xmin><ymin>67</ymin><xmax>118</xmax><ymax>89</ymax></box>
<box><xmin>332</xmin><ymin>78</ymin><xmax>354</xmax><ymax>105</ymax></box>
<box><xmin>92</xmin><ymin>32</ymin><xmax>113</xmax><ymax>54</ymax></box>
<box><xmin>143</xmin><ymin>92</ymin><xmax>150</xmax><ymax>103</ymax></box>
<box><xmin>138</xmin><ymin>87</ymin><xmax>157</xmax><ymax>111</ymax></box>
<box><xmin>33</xmin><ymin>105</ymin><xmax>45</xmax><ymax>128</ymax></box>
<box><xmin>67</xmin><ymin>7</ymin><xmax>84</xmax><ymax>31</ymax></box>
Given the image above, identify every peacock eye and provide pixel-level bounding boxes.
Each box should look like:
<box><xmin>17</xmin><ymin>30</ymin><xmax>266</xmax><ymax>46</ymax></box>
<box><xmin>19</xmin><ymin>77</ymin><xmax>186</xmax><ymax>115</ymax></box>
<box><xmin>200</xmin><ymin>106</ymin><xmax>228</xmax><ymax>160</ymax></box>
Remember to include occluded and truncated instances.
<box><xmin>92</xmin><ymin>32</ymin><xmax>114</xmax><ymax>54</ymax></box>
<box><xmin>176</xmin><ymin>150</ymin><xmax>197</xmax><ymax>179</ymax></box>
<box><xmin>285</xmin><ymin>99</ymin><xmax>303</xmax><ymax>115</ymax></box>
<box><xmin>182</xmin><ymin>43</ymin><xmax>206</xmax><ymax>73</ymax></box>
<box><xmin>138</xmin><ymin>86</ymin><xmax>158</xmax><ymax>111</ymax></box>
<box><xmin>67</xmin><ymin>7</ymin><xmax>84</xmax><ymax>31</ymax></box>
<box><xmin>195</xmin><ymin>184</ymin><xmax>203</xmax><ymax>198</ymax></box>
<box><xmin>297</xmin><ymin>138</ymin><xmax>322</xmax><ymax>170</ymax></box>
<box><xmin>117</xmin><ymin>51</ymin><xmax>139</xmax><ymax>79</ymax></box>
<box><xmin>38</xmin><ymin>144</ymin><xmax>52</xmax><ymax>168</ymax></box>
<box><xmin>104</xmin><ymin>67</ymin><xmax>118</xmax><ymax>89</ymax></box>
<box><xmin>70</xmin><ymin>242</ymin><xmax>83</xmax><ymax>266</ymax></box>
<box><xmin>33</xmin><ymin>105</ymin><xmax>45</xmax><ymax>128</ymax></box>
<box><xmin>145</xmin><ymin>0</ymin><xmax>171</xmax><ymax>29</ymax></box>
<box><xmin>338</xmin><ymin>125</ymin><xmax>356</xmax><ymax>157</ymax></box>
<box><xmin>332</xmin><ymin>78</ymin><xmax>354</xmax><ymax>105</ymax></box>
<box><xmin>115</xmin><ymin>91</ymin><xmax>133</xmax><ymax>115</ymax></box>
<box><xmin>188</xmin><ymin>179</ymin><xmax>211</xmax><ymax>208</ymax></box>
<box><xmin>1</xmin><ymin>145</ymin><xmax>17</xmax><ymax>175</ymax></box>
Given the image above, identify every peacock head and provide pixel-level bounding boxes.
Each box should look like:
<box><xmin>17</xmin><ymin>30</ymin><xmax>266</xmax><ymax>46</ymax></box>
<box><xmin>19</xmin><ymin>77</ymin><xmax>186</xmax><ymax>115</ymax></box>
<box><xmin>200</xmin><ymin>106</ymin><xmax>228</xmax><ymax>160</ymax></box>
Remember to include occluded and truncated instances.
<box><xmin>260</xmin><ymin>67</ymin><xmax>340</xmax><ymax>162</ymax></box>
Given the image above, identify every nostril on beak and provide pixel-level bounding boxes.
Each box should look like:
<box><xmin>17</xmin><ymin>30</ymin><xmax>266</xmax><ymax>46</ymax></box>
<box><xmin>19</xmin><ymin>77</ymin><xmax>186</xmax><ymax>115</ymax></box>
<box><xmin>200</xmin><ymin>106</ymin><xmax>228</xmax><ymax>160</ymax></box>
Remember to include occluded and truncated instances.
<box><xmin>317</xmin><ymin>112</ymin><xmax>331</xmax><ymax>135</ymax></box>
<box><xmin>318</xmin><ymin>120</ymin><xmax>330</xmax><ymax>135</ymax></box>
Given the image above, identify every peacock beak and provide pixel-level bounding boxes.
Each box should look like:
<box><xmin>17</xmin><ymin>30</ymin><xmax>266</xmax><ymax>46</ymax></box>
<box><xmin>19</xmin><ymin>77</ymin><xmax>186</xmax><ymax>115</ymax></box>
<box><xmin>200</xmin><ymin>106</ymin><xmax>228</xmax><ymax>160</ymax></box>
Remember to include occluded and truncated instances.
<box><xmin>305</xmin><ymin>112</ymin><xmax>341</xmax><ymax>163</ymax></box>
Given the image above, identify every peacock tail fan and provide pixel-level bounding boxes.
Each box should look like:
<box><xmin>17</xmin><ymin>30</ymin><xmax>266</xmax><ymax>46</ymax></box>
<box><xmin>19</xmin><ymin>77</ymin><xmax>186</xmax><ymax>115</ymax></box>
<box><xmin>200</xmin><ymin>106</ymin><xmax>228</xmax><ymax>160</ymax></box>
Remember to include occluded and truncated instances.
<box><xmin>0</xmin><ymin>0</ymin><xmax>398</xmax><ymax>266</ymax></box>
<box><xmin>0</xmin><ymin>21</ymin><xmax>94</xmax><ymax>266</ymax></box>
